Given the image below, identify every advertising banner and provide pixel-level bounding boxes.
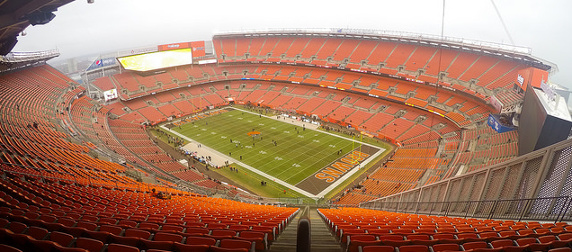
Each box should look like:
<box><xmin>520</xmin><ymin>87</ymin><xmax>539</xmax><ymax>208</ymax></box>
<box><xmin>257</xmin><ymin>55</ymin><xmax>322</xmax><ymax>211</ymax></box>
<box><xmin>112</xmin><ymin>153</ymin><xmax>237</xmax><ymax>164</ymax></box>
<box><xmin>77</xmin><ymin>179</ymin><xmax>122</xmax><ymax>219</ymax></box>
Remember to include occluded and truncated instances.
<box><xmin>103</xmin><ymin>89</ymin><xmax>118</xmax><ymax>101</ymax></box>
<box><xmin>487</xmin><ymin>114</ymin><xmax>515</xmax><ymax>133</ymax></box>
<box><xmin>117</xmin><ymin>48</ymin><xmax>193</xmax><ymax>72</ymax></box>
<box><xmin>190</xmin><ymin>41</ymin><xmax>206</xmax><ymax>57</ymax></box>
<box><xmin>86</xmin><ymin>57</ymin><xmax>118</xmax><ymax>71</ymax></box>
<box><xmin>158</xmin><ymin>42</ymin><xmax>191</xmax><ymax>51</ymax></box>
<box><xmin>517</xmin><ymin>67</ymin><xmax>549</xmax><ymax>91</ymax></box>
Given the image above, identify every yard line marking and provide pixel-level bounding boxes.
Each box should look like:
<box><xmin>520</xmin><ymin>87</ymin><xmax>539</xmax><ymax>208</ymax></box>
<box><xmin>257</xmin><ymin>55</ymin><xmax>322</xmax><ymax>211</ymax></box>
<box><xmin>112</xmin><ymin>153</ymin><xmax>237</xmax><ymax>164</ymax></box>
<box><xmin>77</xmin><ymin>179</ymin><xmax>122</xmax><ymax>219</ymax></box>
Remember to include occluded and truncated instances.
<box><xmin>161</xmin><ymin>124</ymin><xmax>317</xmax><ymax>198</ymax></box>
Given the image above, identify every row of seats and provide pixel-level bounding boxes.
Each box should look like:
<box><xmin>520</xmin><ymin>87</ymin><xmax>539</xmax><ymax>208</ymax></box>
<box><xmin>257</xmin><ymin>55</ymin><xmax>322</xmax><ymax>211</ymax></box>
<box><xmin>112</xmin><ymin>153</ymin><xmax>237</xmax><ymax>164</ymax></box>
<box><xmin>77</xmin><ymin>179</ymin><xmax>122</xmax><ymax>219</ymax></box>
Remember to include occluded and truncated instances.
<box><xmin>0</xmin><ymin>66</ymin><xmax>148</xmax><ymax>191</ymax></box>
<box><xmin>0</xmin><ymin>174</ymin><xmax>298</xmax><ymax>251</ymax></box>
<box><xmin>107</xmin><ymin>118</ymin><xmax>208</xmax><ymax>185</ymax></box>
<box><xmin>358</xmin><ymin>241</ymin><xmax>572</xmax><ymax>252</ymax></box>
<box><xmin>444</xmin><ymin>126</ymin><xmax>519</xmax><ymax>175</ymax></box>
<box><xmin>68</xmin><ymin>94</ymin><xmax>221</xmax><ymax>192</ymax></box>
<box><xmin>69</xmin><ymin>97</ymin><xmax>162</xmax><ymax>176</ymax></box>
<box><xmin>0</xmin><ymin>217</ymin><xmax>263</xmax><ymax>252</ymax></box>
<box><xmin>318</xmin><ymin>208</ymin><xmax>571</xmax><ymax>252</ymax></box>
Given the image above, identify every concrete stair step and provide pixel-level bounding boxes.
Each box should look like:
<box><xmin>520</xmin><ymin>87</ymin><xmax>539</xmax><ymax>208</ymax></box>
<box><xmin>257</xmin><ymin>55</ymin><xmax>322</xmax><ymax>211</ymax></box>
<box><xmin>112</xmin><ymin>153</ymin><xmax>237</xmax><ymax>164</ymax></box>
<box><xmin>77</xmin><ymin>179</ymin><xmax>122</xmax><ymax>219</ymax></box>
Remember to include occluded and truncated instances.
<box><xmin>268</xmin><ymin>208</ymin><xmax>343</xmax><ymax>252</ymax></box>
<box><xmin>267</xmin><ymin>244</ymin><xmax>296</xmax><ymax>252</ymax></box>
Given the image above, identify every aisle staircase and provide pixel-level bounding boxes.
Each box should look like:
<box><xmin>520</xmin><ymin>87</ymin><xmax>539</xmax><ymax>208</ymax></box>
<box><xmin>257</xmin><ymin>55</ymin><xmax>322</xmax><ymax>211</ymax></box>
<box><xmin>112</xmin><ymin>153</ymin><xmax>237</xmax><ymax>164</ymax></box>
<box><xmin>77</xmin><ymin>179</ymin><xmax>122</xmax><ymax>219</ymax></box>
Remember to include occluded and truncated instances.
<box><xmin>269</xmin><ymin>207</ymin><xmax>342</xmax><ymax>252</ymax></box>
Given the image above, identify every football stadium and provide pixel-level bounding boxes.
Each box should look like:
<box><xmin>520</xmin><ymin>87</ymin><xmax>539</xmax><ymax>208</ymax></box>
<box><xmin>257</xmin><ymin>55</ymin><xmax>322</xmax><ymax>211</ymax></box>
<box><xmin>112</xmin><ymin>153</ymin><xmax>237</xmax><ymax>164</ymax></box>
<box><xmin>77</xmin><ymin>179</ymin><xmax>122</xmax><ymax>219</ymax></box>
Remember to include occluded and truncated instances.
<box><xmin>1</xmin><ymin>1</ymin><xmax>572</xmax><ymax>252</ymax></box>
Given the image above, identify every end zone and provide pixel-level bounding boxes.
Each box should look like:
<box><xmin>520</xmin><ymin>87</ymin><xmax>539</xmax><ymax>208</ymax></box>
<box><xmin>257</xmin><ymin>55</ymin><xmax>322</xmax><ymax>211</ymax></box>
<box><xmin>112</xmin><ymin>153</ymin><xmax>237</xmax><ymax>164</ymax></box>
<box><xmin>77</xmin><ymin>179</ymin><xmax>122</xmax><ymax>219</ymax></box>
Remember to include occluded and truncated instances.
<box><xmin>296</xmin><ymin>145</ymin><xmax>384</xmax><ymax>196</ymax></box>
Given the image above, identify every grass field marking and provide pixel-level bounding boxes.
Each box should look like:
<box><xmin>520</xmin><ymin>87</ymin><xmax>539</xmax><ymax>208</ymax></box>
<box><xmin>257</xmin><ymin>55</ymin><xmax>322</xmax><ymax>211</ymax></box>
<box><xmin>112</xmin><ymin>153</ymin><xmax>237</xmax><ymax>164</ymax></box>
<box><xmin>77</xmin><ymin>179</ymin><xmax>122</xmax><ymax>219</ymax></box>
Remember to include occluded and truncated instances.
<box><xmin>232</xmin><ymin>107</ymin><xmax>381</xmax><ymax>149</ymax></box>
<box><xmin>263</xmin><ymin>131</ymin><xmax>351</xmax><ymax>181</ymax></box>
<box><xmin>160</xmin><ymin>124</ymin><xmax>318</xmax><ymax>199</ymax></box>
<box><xmin>267</xmin><ymin>129</ymin><xmax>344</xmax><ymax>176</ymax></box>
<box><xmin>281</xmin><ymin>152</ymin><xmax>335</xmax><ymax>182</ymax></box>
<box><xmin>277</xmin><ymin>136</ymin><xmax>354</xmax><ymax>182</ymax></box>
<box><xmin>315</xmin><ymin>148</ymin><xmax>386</xmax><ymax>198</ymax></box>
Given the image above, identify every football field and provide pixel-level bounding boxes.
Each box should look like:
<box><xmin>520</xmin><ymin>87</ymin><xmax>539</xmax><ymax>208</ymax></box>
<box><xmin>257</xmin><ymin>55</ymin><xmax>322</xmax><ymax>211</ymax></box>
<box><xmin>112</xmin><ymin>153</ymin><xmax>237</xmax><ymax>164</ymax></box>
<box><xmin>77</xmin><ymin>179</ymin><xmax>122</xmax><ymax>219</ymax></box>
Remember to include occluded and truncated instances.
<box><xmin>173</xmin><ymin>108</ymin><xmax>364</xmax><ymax>185</ymax></box>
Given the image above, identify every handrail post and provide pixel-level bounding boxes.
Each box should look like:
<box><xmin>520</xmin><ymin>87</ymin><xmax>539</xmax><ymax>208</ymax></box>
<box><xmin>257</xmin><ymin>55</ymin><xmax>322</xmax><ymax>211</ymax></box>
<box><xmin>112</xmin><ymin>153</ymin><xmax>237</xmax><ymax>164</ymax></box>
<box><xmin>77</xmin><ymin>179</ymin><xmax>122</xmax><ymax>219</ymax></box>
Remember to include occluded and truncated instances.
<box><xmin>297</xmin><ymin>206</ymin><xmax>311</xmax><ymax>252</ymax></box>
<box><xmin>488</xmin><ymin>200</ymin><xmax>498</xmax><ymax>220</ymax></box>
<box><xmin>429</xmin><ymin>201</ymin><xmax>435</xmax><ymax>216</ymax></box>
<box><xmin>518</xmin><ymin>199</ymin><xmax>532</xmax><ymax>222</ymax></box>
<box><xmin>444</xmin><ymin>202</ymin><xmax>451</xmax><ymax>217</ymax></box>
<box><xmin>464</xmin><ymin>201</ymin><xmax>470</xmax><ymax>219</ymax></box>
<box><xmin>557</xmin><ymin>196</ymin><xmax>571</xmax><ymax>223</ymax></box>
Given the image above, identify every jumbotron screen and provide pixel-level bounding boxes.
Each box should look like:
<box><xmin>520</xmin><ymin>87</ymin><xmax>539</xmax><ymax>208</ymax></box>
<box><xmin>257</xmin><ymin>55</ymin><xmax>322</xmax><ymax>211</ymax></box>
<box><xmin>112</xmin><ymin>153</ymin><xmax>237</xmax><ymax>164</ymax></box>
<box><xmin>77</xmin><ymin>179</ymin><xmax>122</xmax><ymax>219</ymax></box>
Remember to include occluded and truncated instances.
<box><xmin>117</xmin><ymin>48</ymin><xmax>193</xmax><ymax>72</ymax></box>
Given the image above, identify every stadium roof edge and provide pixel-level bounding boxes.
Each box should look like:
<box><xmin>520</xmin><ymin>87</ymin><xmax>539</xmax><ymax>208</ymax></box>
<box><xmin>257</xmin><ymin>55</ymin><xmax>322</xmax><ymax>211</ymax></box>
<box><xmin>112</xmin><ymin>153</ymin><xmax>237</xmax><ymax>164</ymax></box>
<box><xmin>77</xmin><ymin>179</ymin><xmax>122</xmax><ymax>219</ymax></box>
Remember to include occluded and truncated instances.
<box><xmin>0</xmin><ymin>49</ymin><xmax>59</xmax><ymax>73</ymax></box>
<box><xmin>213</xmin><ymin>28</ymin><xmax>552</xmax><ymax>71</ymax></box>
<box><xmin>0</xmin><ymin>0</ymin><xmax>75</xmax><ymax>55</ymax></box>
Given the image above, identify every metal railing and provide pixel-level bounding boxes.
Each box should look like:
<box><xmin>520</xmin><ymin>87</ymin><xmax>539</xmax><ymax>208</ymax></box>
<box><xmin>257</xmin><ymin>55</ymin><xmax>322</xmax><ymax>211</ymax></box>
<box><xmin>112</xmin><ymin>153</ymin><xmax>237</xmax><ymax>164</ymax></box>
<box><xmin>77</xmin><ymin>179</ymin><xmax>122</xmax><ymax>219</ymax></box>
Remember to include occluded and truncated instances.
<box><xmin>297</xmin><ymin>206</ymin><xmax>311</xmax><ymax>252</ymax></box>
<box><xmin>360</xmin><ymin>137</ymin><xmax>572</xmax><ymax>220</ymax></box>
<box><xmin>361</xmin><ymin>196</ymin><xmax>572</xmax><ymax>223</ymax></box>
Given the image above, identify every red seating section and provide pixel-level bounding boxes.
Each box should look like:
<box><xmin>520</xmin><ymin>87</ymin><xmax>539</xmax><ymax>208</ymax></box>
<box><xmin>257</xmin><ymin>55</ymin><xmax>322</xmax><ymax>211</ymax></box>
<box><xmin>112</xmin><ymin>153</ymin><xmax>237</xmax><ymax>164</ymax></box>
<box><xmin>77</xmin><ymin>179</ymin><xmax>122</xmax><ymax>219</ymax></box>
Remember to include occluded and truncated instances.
<box><xmin>0</xmin><ymin>176</ymin><xmax>297</xmax><ymax>252</ymax></box>
<box><xmin>0</xmin><ymin>66</ymin><xmax>146</xmax><ymax>190</ymax></box>
<box><xmin>213</xmin><ymin>35</ymin><xmax>531</xmax><ymax>99</ymax></box>
<box><xmin>104</xmin><ymin>63</ymin><xmax>494</xmax><ymax>128</ymax></box>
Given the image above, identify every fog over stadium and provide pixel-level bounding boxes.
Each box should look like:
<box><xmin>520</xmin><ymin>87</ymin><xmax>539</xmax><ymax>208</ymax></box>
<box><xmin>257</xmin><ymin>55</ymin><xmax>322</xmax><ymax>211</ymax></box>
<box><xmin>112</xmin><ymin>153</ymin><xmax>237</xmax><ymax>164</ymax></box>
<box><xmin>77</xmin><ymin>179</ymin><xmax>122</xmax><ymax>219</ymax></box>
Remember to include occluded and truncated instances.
<box><xmin>12</xmin><ymin>0</ymin><xmax>572</xmax><ymax>89</ymax></box>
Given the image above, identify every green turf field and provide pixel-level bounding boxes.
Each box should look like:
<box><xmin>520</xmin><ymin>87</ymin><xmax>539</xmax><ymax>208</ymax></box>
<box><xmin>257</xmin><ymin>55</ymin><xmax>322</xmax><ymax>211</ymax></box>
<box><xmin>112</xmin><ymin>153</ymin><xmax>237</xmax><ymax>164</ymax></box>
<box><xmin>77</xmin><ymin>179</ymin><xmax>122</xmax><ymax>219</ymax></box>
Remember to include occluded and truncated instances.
<box><xmin>173</xmin><ymin>108</ymin><xmax>362</xmax><ymax>185</ymax></box>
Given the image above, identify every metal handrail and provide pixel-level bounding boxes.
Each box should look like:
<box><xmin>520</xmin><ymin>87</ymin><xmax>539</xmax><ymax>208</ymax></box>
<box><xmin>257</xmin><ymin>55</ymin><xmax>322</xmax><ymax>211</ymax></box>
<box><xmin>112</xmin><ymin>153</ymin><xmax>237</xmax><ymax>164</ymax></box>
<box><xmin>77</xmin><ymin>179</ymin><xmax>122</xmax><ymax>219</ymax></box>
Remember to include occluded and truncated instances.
<box><xmin>361</xmin><ymin>196</ymin><xmax>571</xmax><ymax>223</ymax></box>
<box><xmin>296</xmin><ymin>205</ymin><xmax>311</xmax><ymax>252</ymax></box>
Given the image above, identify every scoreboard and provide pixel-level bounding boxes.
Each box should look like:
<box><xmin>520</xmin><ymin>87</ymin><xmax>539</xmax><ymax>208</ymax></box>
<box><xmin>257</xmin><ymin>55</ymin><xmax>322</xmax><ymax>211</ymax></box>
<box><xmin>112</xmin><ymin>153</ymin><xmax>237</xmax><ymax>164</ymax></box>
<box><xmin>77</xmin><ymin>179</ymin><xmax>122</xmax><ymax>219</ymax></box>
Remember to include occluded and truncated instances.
<box><xmin>117</xmin><ymin>48</ymin><xmax>193</xmax><ymax>72</ymax></box>
<box><xmin>116</xmin><ymin>41</ymin><xmax>208</xmax><ymax>72</ymax></box>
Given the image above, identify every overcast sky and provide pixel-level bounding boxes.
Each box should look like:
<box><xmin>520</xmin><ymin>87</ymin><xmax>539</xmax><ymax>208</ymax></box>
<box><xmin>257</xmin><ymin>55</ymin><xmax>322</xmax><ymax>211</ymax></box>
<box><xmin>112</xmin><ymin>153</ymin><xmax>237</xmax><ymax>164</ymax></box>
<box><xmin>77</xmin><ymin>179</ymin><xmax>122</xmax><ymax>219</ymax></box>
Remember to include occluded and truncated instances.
<box><xmin>13</xmin><ymin>0</ymin><xmax>572</xmax><ymax>88</ymax></box>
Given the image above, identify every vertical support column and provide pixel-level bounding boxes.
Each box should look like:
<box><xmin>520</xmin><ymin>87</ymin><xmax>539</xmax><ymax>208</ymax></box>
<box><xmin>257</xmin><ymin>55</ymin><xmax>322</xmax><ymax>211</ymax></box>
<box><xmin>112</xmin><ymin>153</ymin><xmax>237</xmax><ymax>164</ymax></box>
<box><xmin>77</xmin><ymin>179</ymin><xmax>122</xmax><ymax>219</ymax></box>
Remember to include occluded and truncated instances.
<box><xmin>530</xmin><ymin>149</ymin><xmax>555</xmax><ymax>198</ymax></box>
<box><xmin>519</xmin><ymin>149</ymin><xmax>555</xmax><ymax>219</ymax></box>
<box><xmin>473</xmin><ymin>169</ymin><xmax>492</xmax><ymax>217</ymax></box>
<box><xmin>506</xmin><ymin>162</ymin><xmax>528</xmax><ymax>200</ymax></box>
<box><xmin>545</xmin><ymin>147</ymin><xmax>572</xmax><ymax>216</ymax></box>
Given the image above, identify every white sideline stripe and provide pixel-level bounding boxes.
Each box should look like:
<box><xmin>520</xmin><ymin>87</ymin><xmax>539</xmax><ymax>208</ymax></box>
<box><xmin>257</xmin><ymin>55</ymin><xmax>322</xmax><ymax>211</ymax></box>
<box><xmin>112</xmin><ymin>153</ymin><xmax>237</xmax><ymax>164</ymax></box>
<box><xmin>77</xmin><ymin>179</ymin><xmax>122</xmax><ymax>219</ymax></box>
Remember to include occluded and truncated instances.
<box><xmin>162</xmin><ymin>107</ymin><xmax>386</xmax><ymax>199</ymax></box>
